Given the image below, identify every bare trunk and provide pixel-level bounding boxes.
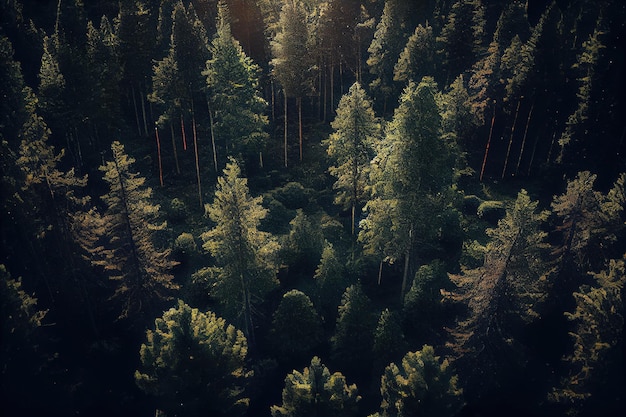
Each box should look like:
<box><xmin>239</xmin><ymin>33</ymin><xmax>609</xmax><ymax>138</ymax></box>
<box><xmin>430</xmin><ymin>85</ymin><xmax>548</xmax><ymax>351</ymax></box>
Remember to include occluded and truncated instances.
<box><xmin>377</xmin><ymin>259</ymin><xmax>383</xmax><ymax>285</ymax></box>
<box><xmin>284</xmin><ymin>92</ymin><xmax>288</xmax><ymax>168</ymax></box>
<box><xmin>180</xmin><ymin>113</ymin><xmax>187</xmax><ymax>151</ymax></box>
<box><xmin>298</xmin><ymin>96</ymin><xmax>303</xmax><ymax>162</ymax></box>
<box><xmin>207</xmin><ymin>98</ymin><xmax>218</xmax><ymax>171</ymax></box>
<box><xmin>170</xmin><ymin>123</ymin><xmax>180</xmax><ymax>175</ymax></box>
<box><xmin>155</xmin><ymin>127</ymin><xmax>164</xmax><ymax>187</ymax></box>
<box><xmin>480</xmin><ymin>101</ymin><xmax>497</xmax><ymax>181</ymax></box>
<box><xmin>515</xmin><ymin>100</ymin><xmax>534</xmax><ymax>176</ymax></box>
<box><xmin>131</xmin><ymin>85</ymin><xmax>141</xmax><ymax>136</ymax></box>
<box><xmin>140</xmin><ymin>89</ymin><xmax>148</xmax><ymax>136</ymax></box>
<box><xmin>502</xmin><ymin>98</ymin><xmax>522</xmax><ymax>179</ymax></box>
<box><xmin>192</xmin><ymin>108</ymin><xmax>202</xmax><ymax>207</ymax></box>
<box><xmin>330</xmin><ymin>62</ymin><xmax>335</xmax><ymax>115</ymax></box>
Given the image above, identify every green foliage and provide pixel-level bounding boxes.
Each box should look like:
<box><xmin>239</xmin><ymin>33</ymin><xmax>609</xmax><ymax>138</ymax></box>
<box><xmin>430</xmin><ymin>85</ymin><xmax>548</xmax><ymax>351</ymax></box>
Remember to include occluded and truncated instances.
<box><xmin>204</xmin><ymin>2</ymin><xmax>269</xmax><ymax>161</ymax></box>
<box><xmin>271</xmin><ymin>356</ymin><xmax>360</xmax><ymax>417</ymax></box>
<box><xmin>269</xmin><ymin>289</ymin><xmax>323</xmax><ymax>362</ymax></box>
<box><xmin>376</xmin><ymin>345</ymin><xmax>463</xmax><ymax>417</ymax></box>
<box><xmin>135</xmin><ymin>299</ymin><xmax>251</xmax><ymax>417</ymax></box>
<box><xmin>325</xmin><ymin>82</ymin><xmax>379</xmax><ymax>234</ymax></box>
<box><xmin>201</xmin><ymin>158</ymin><xmax>280</xmax><ymax>342</ymax></box>
<box><xmin>173</xmin><ymin>232</ymin><xmax>198</xmax><ymax>254</ymax></box>
<box><xmin>73</xmin><ymin>141</ymin><xmax>178</xmax><ymax>319</ymax></box>
<box><xmin>313</xmin><ymin>241</ymin><xmax>348</xmax><ymax>322</ymax></box>
<box><xmin>550</xmin><ymin>258</ymin><xmax>626</xmax><ymax>415</ymax></box>
<box><xmin>332</xmin><ymin>283</ymin><xmax>376</xmax><ymax>374</ymax></box>
<box><xmin>282</xmin><ymin>209</ymin><xmax>324</xmax><ymax>271</ymax></box>
<box><xmin>394</xmin><ymin>23</ymin><xmax>435</xmax><ymax>84</ymax></box>
<box><xmin>373</xmin><ymin>308</ymin><xmax>407</xmax><ymax>369</ymax></box>
<box><xmin>476</xmin><ymin>199</ymin><xmax>505</xmax><ymax>223</ymax></box>
<box><xmin>447</xmin><ymin>190</ymin><xmax>550</xmax><ymax>394</ymax></box>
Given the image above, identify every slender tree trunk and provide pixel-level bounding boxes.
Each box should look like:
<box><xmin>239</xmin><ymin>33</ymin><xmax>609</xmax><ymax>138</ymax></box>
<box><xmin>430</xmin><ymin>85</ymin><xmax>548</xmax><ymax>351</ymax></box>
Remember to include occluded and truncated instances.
<box><xmin>339</xmin><ymin>59</ymin><xmax>344</xmax><ymax>95</ymax></box>
<box><xmin>401</xmin><ymin>245</ymin><xmax>411</xmax><ymax>301</ymax></box>
<box><xmin>192</xmin><ymin>110</ymin><xmax>202</xmax><ymax>207</ymax></box>
<box><xmin>155</xmin><ymin>127</ymin><xmax>164</xmax><ymax>187</ymax></box>
<box><xmin>207</xmin><ymin>98</ymin><xmax>218</xmax><ymax>171</ymax></box>
<box><xmin>515</xmin><ymin>100</ymin><xmax>534</xmax><ymax>176</ymax></box>
<box><xmin>527</xmin><ymin>128</ymin><xmax>541</xmax><ymax>176</ymax></box>
<box><xmin>131</xmin><ymin>85</ymin><xmax>141</xmax><ymax>136</ymax></box>
<box><xmin>271</xmin><ymin>79</ymin><xmax>275</xmax><ymax>123</ymax></box>
<box><xmin>323</xmin><ymin>65</ymin><xmax>328</xmax><ymax>122</ymax></box>
<box><xmin>180</xmin><ymin>113</ymin><xmax>187</xmax><ymax>151</ymax></box>
<box><xmin>170</xmin><ymin>123</ymin><xmax>180</xmax><ymax>175</ymax></box>
<box><xmin>480</xmin><ymin>101</ymin><xmax>497</xmax><ymax>181</ymax></box>
<box><xmin>330</xmin><ymin>62</ymin><xmax>335</xmax><ymax>115</ymax></box>
<box><xmin>140</xmin><ymin>89</ymin><xmax>149</xmax><ymax>136</ymax></box>
<box><xmin>377</xmin><ymin>259</ymin><xmax>383</xmax><ymax>285</ymax></box>
<box><xmin>298</xmin><ymin>96</ymin><xmax>303</xmax><ymax>162</ymax></box>
<box><xmin>284</xmin><ymin>91</ymin><xmax>288</xmax><ymax>168</ymax></box>
<box><xmin>502</xmin><ymin>98</ymin><xmax>522</xmax><ymax>179</ymax></box>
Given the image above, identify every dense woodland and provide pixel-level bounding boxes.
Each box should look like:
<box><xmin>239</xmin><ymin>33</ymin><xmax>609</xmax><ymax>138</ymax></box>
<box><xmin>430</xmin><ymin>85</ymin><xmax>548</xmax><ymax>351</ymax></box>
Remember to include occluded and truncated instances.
<box><xmin>1</xmin><ymin>0</ymin><xmax>626</xmax><ymax>416</ymax></box>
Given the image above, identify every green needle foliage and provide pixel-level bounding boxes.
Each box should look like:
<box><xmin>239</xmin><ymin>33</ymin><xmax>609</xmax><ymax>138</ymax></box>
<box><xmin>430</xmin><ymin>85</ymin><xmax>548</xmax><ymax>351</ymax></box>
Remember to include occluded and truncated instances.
<box><xmin>201</xmin><ymin>158</ymin><xmax>280</xmax><ymax>345</ymax></box>
<box><xmin>135</xmin><ymin>299</ymin><xmax>251</xmax><ymax>417</ymax></box>
<box><xmin>271</xmin><ymin>356</ymin><xmax>360</xmax><ymax>417</ymax></box>
<box><xmin>373</xmin><ymin>345</ymin><xmax>463</xmax><ymax>417</ymax></box>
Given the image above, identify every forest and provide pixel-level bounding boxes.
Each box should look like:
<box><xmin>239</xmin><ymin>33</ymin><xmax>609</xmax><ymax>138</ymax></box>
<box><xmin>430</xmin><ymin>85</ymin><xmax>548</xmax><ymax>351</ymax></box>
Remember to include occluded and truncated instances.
<box><xmin>1</xmin><ymin>0</ymin><xmax>625</xmax><ymax>416</ymax></box>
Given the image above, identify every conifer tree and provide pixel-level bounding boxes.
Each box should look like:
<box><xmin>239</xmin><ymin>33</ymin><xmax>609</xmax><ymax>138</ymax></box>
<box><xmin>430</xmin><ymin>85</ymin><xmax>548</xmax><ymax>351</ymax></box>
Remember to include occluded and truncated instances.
<box><xmin>201</xmin><ymin>158</ymin><xmax>280</xmax><ymax>345</ymax></box>
<box><xmin>372</xmin><ymin>308</ymin><xmax>408</xmax><ymax>371</ymax></box>
<box><xmin>360</xmin><ymin>78</ymin><xmax>456</xmax><ymax>298</ymax></box>
<box><xmin>549</xmin><ymin>259</ymin><xmax>626</xmax><ymax>415</ymax></box>
<box><xmin>73</xmin><ymin>141</ymin><xmax>178</xmax><ymax>319</ymax></box>
<box><xmin>331</xmin><ymin>283</ymin><xmax>376</xmax><ymax>375</ymax></box>
<box><xmin>271</xmin><ymin>356</ymin><xmax>360</xmax><ymax>417</ymax></box>
<box><xmin>324</xmin><ymin>82</ymin><xmax>378</xmax><ymax>235</ymax></box>
<box><xmin>269</xmin><ymin>289</ymin><xmax>323</xmax><ymax>363</ymax></box>
<box><xmin>135</xmin><ymin>300</ymin><xmax>251</xmax><ymax>417</ymax></box>
<box><xmin>270</xmin><ymin>0</ymin><xmax>313</xmax><ymax>164</ymax></box>
<box><xmin>373</xmin><ymin>345</ymin><xmax>463</xmax><ymax>417</ymax></box>
<box><xmin>204</xmin><ymin>1</ymin><xmax>269</xmax><ymax>166</ymax></box>
<box><xmin>394</xmin><ymin>22</ymin><xmax>435</xmax><ymax>85</ymax></box>
<box><xmin>313</xmin><ymin>241</ymin><xmax>348</xmax><ymax>322</ymax></box>
<box><xmin>446</xmin><ymin>190</ymin><xmax>550</xmax><ymax>398</ymax></box>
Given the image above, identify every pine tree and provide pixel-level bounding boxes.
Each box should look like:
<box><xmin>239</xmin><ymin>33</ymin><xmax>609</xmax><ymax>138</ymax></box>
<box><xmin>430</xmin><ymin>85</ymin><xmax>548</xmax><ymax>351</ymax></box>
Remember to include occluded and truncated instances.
<box><xmin>271</xmin><ymin>356</ymin><xmax>360</xmax><ymax>417</ymax></box>
<box><xmin>204</xmin><ymin>1</ymin><xmax>269</xmax><ymax>166</ymax></box>
<box><xmin>270</xmin><ymin>0</ymin><xmax>313</xmax><ymax>164</ymax></box>
<box><xmin>359</xmin><ymin>77</ymin><xmax>456</xmax><ymax>298</ymax></box>
<box><xmin>331</xmin><ymin>283</ymin><xmax>376</xmax><ymax>375</ymax></box>
<box><xmin>135</xmin><ymin>300</ymin><xmax>251</xmax><ymax>417</ymax></box>
<box><xmin>201</xmin><ymin>158</ymin><xmax>280</xmax><ymax>345</ymax></box>
<box><xmin>549</xmin><ymin>259</ymin><xmax>626</xmax><ymax>415</ymax></box>
<box><xmin>313</xmin><ymin>241</ymin><xmax>348</xmax><ymax>322</ymax></box>
<box><xmin>269</xmin><ymin>289</ymin><xmax>323</xmax><ymax>363</ymax></box>
<box><xmin>324</xmin><ymin>82</ymin><xmax>378</xmax><ymax>235</ymax></box>
<box><xmin>374</xmin><ymin>345</ymin><xmax>463</xmax><ymax>417</ymax></box>
<box><xmin>446</xmin><ymin>190</ymin><xmax>550</xmax><ymax>398</ymax></box>
<box><xmin>394</xmin><ymin>22</ymin><xmax>435</xmax><ymax>84</ymax></box>
<box><xmin>73</xmin><ymin>141</ymin><xmax>179</xmax><ymax>319</ymax></box>
<box><xmin>372</xmin><ymin>308</ymin><xmax>408</xmax><ymax>372</ymax></box>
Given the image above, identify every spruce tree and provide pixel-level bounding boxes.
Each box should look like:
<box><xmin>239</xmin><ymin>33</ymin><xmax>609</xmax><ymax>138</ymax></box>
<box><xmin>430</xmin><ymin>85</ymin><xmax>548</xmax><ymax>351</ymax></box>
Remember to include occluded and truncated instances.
<box><xmin>135</xmin><ymin>300</ymin><xmax>251</xmax><ymax>417</ymax></box>
<box><xmin>201</xmin><ymin>158</ymin><xmax>280</xmax><ymax>345</ymax></box>
<box><xmin>324</xmin><ymin>82</ymin><xmax>378</xmax><ymax>236</ymax></box>
<box><xmin>73</xmin><ymin>141</ymin><xmax>179</xmax><ymax>319</ymax></box>
<box><xmin>271</xmin><ymin>356</ymin><xmax>360</xmax><ymax>417</ymax></box>
<box><xmin>394</xmin><ymin>22</ymin><xmax>435</xmax><ymax>84</ymax></box>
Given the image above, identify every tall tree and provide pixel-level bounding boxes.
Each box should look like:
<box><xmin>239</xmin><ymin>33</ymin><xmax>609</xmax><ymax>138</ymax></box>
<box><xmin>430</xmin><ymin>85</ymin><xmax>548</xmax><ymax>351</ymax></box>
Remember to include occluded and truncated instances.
<box><xmin>372</xmin><ymin>345</ymin><xmax>463</xmax><ymax>417</ymax></box>
<box><xmin>394</xmin><ymin>22</ymin><xmax>435</xmax><ymax>85</ymax></box>
<box><xmin>204</xmin><ymin>1</ymin><xmax>269</xmax><ymax>167</ymax></box>
<box><xmin>135</xmin><ymin>300</ymin><xmax>251</xmax><ymax>417</ymax></box>
<box><xmin>73</xmin><ymin>141</ymin><xmax>179</xmax><ymax>319</ymax></box>
<box><xmin>446</xmin><ymin>190</ymin><xmax>550</xmax><ymax>400</ymax></box>
<box><xmin>201</xmin><ymin>158</ymin><xmax>280</xmax><ymax>345</ymax></box>
<box><xmin>270</xmin><ymin>0</ymin><xmax>313</xmax><ymax>165</ymax></box>
<box><xmin>271</xmin><ymin>356</ymin><xmax>360</xmax><ymax>417</ymax></box>
<box><xmin>324</xmin><ymin>82</ymin><xmax>378</xmax><ymax>235</ymax></box>
<box><xmin>359</xmin><ymin>78</ymin><xmax>456</xmax><ymax>298</ymax></box>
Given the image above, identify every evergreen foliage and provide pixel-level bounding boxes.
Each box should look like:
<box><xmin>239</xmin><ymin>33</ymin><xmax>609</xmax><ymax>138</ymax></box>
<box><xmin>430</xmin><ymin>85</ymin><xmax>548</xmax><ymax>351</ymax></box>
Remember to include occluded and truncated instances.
<box><xmin>73</xmin><ymin>141</ymin><xmax>178</xmax><ymax>319</ymax></box>
<box><xmin>374</xmin><ymin>345</ymin><xmax>463</xmax><ymax>417</ymax></box>
<box><xmin>271</xmin><ymin>356</ymin><xmax>360</xmax><ymax>417</ymax></box>
<box><xmin>201</xmin><ymin>158</ymin><xmax>280</xmax><ymax>344</ymax></box>
<box><xmin>135</xmin><ymin>299</ymin><xmax>251</xmax><ymax>417</ymax></box>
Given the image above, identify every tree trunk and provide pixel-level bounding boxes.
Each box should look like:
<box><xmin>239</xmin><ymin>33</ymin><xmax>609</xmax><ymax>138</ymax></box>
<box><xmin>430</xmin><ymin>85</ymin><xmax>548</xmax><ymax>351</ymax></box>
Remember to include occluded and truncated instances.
<box><xmin>502</xmin><ymin>98</ymin><xmax>522</xmax><ymax>179</ymax></box>
<box><xmin>131</xmin><ymin>85</ymin><xmax>141</xmax><ymax>136</ymax></box>
<box><xmin>377</xmin><ymin>259</ymin><xmax>383</xmax><ymax>285</ymax></box>
<box><xmin>170</xmin><ymin>123</ymin><xmax>180</xmax><ymax>175</ymax></box>
<box><xmin>155</xmin><ymin>127</ymin><xmax>164</xmax><ymax>187</ymax></box>
<box><xmin>298</xmin><ymin>96</ymin><xmax>303</xmax><ymax>162</ymax></box>
<box><xmin>284</xmin><ymin>91</ymin><xmax>288</xmax><ymax>168</ymax></box>
<box><xmin>515</xmin><ymin>100</ymin><xmax>534</xmax><ymax>176</ymax></box>
<box><xmin>480</xmin><ymin>101</ymin><xmax>497</xmax><ymax>182</ymax></box>
<box><xmin>180</xmin><ymin>113</ymin><xmax>187</xmax><ymax>151</ymax></box>
<box><xmin>192</xmin><ymin>110</ymin><xmax>202</xmax><ymax>207</ymax></box>
<box><xmin>140</xmin><ymin>89</ymin><xmax>149</xmax><ymax>136</ymax></box>
<box><xmin>207</xmin><ymin>98</ymin><xmax>218</xmax><ymax>172</ymax></box>
<box><xmin>400</xmin><ymin>225</ymin><xmax>414</xmax><ymax>300</ymax></box>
